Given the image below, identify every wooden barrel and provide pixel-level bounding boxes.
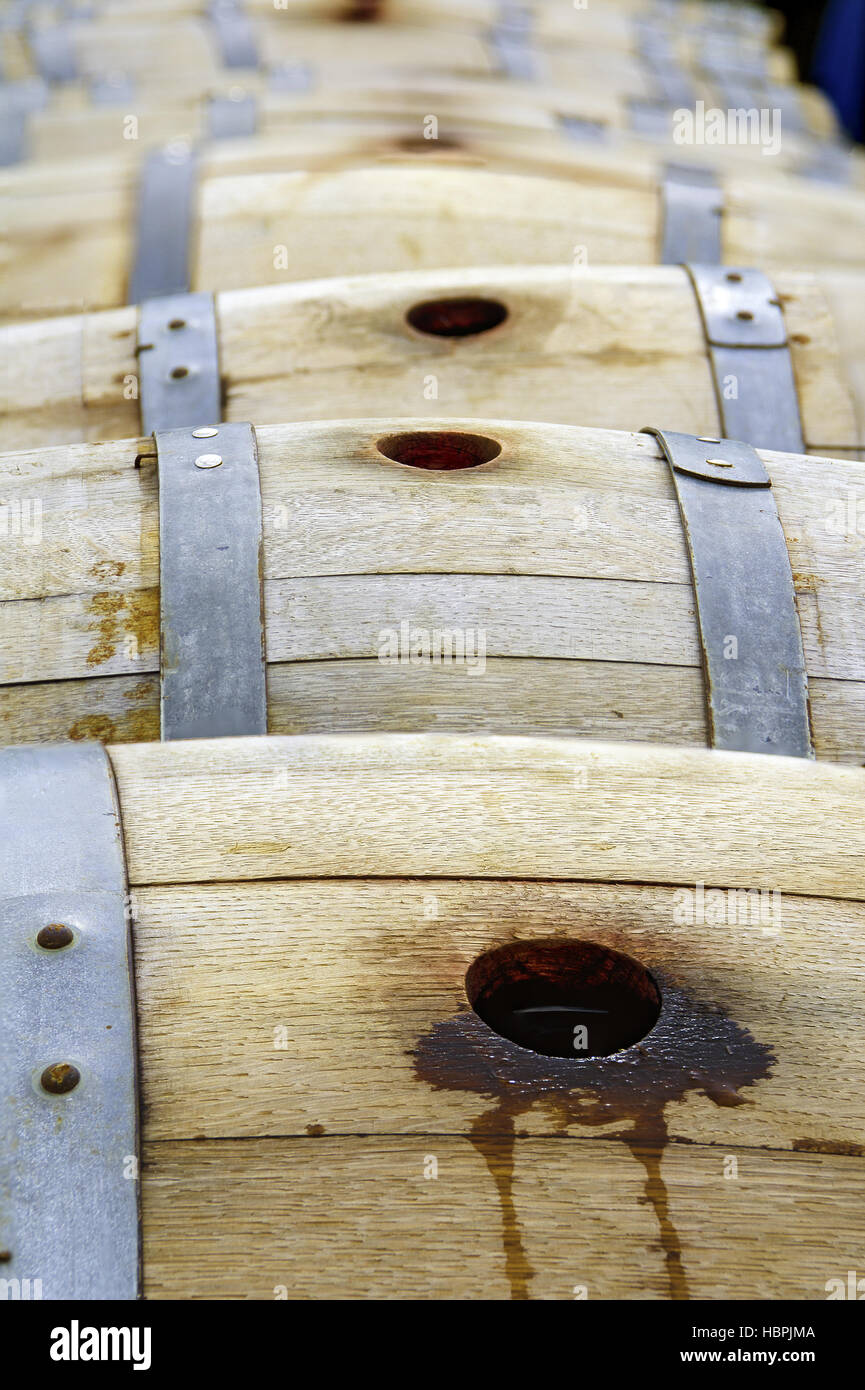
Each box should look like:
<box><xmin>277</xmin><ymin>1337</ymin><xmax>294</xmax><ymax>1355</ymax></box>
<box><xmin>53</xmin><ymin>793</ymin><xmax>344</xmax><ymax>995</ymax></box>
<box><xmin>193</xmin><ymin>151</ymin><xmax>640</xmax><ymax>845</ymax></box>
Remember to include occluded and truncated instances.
<box><xmin>2</xmin><ymin>265</ymin><xmax>862</xmax><ymax>456</ymax></box>
<box><xmin>25</xmin><ymin>0</ymin><xmax>780</xmax><ymax>50</ymax></box>
<box><xmin>1</xmin><ymin>417</ymin><xmax>862</xmax><ymax>761</ymax></box>
<box><xmin>1</xmin><ymin>11</ymin><xmax>795</xmax><ymax>106</ymax></box>
<box><xmin>4</xmin><ymin>72</ymin><xmax>841</xmax><ymax>151</ymax></box>
<box><xmin>4</xmin><ymin>731</ymin><xmax>864</xmax><ymax>1297</ymax></box>
<box><xmin>0</xmin><ymin>12</ymin><xmax>830</xmax><ymax>146</ymax></box>
<box><xmin>5</xmin><ymin>158</ymin><xmax>865</xmax><ymax>324</ymax></box>
<box><xmin>5</xmin><ymin>0</ymin><xmax>864</xmax><ymax>1316</ymax></box>
<box><xmin>3</xmin><ymin>88</ymin><xmax>857</xmax><ymax>184</ymax></box>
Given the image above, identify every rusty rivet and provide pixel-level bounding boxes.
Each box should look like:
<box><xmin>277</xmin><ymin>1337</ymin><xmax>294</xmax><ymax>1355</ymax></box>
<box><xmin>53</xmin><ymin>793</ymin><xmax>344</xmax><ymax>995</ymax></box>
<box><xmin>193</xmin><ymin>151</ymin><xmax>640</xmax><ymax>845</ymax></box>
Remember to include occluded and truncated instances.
<box><xmin>0</xmin><ymin>1250</ymin><xmax>11</xmax><ymax>1263</ymax></box>
<box><xmin>40</xmin><ymin>1063</ymin><xmax>81</xmax><ymax>1096</ymax></box>
<box><xmin>36</xmin><ymin>923</ymin><xmax>74</xmax><ymax>950</ymax></box>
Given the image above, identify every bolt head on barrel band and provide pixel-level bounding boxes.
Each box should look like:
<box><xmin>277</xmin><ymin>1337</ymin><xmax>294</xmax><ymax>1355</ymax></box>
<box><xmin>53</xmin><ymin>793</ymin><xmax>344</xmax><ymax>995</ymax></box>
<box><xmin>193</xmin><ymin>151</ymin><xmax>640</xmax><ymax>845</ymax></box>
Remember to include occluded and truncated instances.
<box><xmin>1</xmin><ymin>743</ymin><xmax>141</xmax><ymax>1298</ymax></box>
<box><xmin>36</xmin><ymin>923</ymin><xmax>74</xmax><ymax>949</ymax></box>
<box><xmin>40</xmin><ymin>1062</ymin><xmax>81</xmax><ymax>1095</ymax></box>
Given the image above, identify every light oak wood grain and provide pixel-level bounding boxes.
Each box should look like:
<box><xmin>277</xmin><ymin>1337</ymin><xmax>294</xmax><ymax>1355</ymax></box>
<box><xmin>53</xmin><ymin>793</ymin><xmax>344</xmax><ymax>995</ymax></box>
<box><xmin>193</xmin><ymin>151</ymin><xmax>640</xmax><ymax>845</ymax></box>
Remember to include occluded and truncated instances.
<box><xmin>141</xmin><ymin>1136</ymin><xmax>865</xmax><ymax>1300</ymax></box>
<box><xmin>131</xmin><ymin>875</ymin><xmax>865</xmax><ymax>1144</ymax></box>
<box><xmin>1</xmin><ymin>662</ymin><xmax>861</xmax><ymax>765</ymax></box>
<box><xmin>102</xmin><ymin>733</ymin><xmax>865</xmax><ymax>896</ymax></box>
<box><xmin>194</xmin><ymin>165</ymin><xmax>865</xmax><ymax>293</ymax></box>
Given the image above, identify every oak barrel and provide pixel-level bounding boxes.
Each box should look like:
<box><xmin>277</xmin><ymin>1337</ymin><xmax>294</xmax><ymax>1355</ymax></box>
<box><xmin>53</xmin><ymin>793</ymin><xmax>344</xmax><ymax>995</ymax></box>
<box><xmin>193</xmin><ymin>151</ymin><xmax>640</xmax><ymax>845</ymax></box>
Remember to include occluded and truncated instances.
<box><xmin>4</xmin><ymin>91</ymin><xmax>855</xmax><ymax>181</ymax></box>
<box><xmin>0</xmin><ymin>417</ymin><xmax>862</xmax><ymax>761</ymax></box>
<box><xmin>3</xmin><ymin>731</ymin><xmax>864</xmax><ymax>1297</ymax></box>
<box><xmin>2</xmin><ymin>265</ymin><xmax>863</xmax><ymax>455</ymax></box>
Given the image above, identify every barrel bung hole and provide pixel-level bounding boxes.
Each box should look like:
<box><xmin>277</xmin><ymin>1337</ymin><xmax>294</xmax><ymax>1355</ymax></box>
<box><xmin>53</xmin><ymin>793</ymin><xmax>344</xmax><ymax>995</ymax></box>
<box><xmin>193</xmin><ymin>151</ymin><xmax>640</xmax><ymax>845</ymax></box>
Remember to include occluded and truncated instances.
<box><xmin>465</xmin><ymin>940</ymin><xmax>661</xmax><ymax>1059</ymax></box>
<box><xmin>395</xmin><ymin>135</ymin><xmax>463</xmax><ymax>154</ymax></box>
<box><xmin>376</xmin><ymin>430</ymin><xmax>502</xmax><ymax>471</ymax></box>
<box><xmin>406</xmin><ymin>296</ymin><xmax>508</xmax><ymax>338</ymax></box>
<box><xmin>340</xmin><ymin>0</ymin><xmax>380</xmax><ymax>19</ymax></box>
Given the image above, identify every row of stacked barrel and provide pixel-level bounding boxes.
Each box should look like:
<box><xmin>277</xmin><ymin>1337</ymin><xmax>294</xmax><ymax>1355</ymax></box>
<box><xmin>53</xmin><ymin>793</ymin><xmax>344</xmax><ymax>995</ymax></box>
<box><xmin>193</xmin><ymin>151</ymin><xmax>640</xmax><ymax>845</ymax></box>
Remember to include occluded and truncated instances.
<box><xmin>2</xmin><ymin>0</ymin><xmax>865</xmax><ymax>1304</ymax></box>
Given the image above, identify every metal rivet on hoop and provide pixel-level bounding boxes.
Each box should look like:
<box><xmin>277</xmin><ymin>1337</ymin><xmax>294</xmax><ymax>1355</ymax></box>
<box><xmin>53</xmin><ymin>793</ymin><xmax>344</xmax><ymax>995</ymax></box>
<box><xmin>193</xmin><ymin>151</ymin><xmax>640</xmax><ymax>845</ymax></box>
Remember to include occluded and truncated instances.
<box><xmin>36</xmin><ymin>924</ymin><xmax>74</xmax><ymax>950</ymax></box>
<box><xmin>40</xmin><ymin>1063</ymin><xmax>81</xmax><ymax>1096</ymax></box>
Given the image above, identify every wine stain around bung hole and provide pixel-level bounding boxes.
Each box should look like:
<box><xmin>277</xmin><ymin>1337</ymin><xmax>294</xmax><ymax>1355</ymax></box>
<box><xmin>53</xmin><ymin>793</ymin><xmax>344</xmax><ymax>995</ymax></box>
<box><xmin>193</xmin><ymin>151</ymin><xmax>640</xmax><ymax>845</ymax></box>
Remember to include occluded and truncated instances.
<box><xmin>466</xmin><ymin>939</ymin><xmax>661</xmax><ymax>1058</ymax></box>
<box><xmin>376</xmin><ymin>430</ymin><xmax>502</xmax><ymax>471</ymax></box>
<box><xmin>413</xmin><ymin>936</ymin><xmax>775</xmax><ymax>1300</ymax></box>
<box><xmin>406</xmin><ymin>296</ymin><xmax>509</xmax><ymax>338</ymax></box>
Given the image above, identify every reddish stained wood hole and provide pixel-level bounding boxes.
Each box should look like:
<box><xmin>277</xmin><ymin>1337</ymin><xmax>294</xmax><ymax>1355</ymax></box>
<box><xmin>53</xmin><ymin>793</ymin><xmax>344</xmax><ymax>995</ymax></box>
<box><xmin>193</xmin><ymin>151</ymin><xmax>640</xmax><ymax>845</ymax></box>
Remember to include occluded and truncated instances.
<box><xmin>376</xmin><ymin>430</ymin><xmax>502</xmax><ymax>471</ymax></box>
<box><xmin>465</xmin><ymin>940</ymin><xmax>662</xmax><ymax>1059</ymax></box>
<box><xmin>406</xmin><ymin>296</ymin><xmax>509</xmax><ymax>338</ymax></box>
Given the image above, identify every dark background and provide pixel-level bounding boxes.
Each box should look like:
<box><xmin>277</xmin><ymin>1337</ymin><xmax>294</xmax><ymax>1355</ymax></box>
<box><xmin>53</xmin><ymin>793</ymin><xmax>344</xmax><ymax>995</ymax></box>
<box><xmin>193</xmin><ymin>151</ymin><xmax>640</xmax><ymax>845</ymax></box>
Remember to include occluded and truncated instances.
<box><xmin>768</xmin><ymin>0</ymin><xmax>831</xmax><ymax>75</ymax></box>
<box><xmin>758</xmin><ymin>0</ymin><xmax>865</xmax><ymax>140</ymax></box>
